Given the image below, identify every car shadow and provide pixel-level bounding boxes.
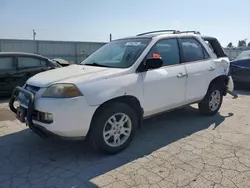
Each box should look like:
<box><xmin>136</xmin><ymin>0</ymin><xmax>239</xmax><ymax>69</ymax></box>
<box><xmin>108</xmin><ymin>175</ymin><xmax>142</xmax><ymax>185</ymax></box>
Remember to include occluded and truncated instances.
<box><xmin>0</xmin><ymin>106</ymin><xmax>233</xmax><ymax>188</ymax></box>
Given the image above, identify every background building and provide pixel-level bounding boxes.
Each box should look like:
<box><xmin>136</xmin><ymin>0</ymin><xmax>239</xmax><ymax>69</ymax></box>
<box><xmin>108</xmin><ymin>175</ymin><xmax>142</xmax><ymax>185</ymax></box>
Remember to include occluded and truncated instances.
<box><xmin>0</xmin><ymin>39</ymin><xmax>106</xmax><ymax>64</ymax></box>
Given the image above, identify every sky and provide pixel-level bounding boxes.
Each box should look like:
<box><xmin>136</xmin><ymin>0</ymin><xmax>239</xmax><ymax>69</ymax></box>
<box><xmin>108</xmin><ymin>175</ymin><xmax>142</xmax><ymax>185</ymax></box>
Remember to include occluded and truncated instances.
<box><xmin>0</xmin><ymin>0</ymin><xmax>249</xmax><ymax>47</ymax></box>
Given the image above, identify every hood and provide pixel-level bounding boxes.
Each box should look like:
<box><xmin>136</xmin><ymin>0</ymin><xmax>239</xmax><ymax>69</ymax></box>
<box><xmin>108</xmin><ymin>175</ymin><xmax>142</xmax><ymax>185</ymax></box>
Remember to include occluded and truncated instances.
<box><xmin>26</xmin><ymin>64</ymin><xmax>125</xmax><ymax>87</ymax></box>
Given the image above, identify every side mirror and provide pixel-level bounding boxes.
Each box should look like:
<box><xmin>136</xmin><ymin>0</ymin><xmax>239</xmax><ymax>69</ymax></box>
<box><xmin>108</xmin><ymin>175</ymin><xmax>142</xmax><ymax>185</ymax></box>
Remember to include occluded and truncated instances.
<box><xmin>145</xmin><ymin>58</ymin><xmax>163</xmax><ymax>70</ymax></box>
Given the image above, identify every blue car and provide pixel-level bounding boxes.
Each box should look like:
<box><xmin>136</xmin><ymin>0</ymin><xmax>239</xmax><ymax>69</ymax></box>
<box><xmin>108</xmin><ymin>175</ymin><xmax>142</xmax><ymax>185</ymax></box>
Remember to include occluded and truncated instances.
<box><xmin>230</xmin><ymin>50</ymin><xmax>250</xmax><ymax>85</ymax></box>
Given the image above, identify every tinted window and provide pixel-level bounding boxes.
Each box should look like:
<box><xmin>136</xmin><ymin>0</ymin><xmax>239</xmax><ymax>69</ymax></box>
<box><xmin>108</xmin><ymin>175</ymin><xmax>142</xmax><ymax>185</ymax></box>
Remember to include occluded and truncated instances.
<box><xmin>0</xmin><ymin>57</ymin><xmax>14</xmax><ymax>70</ymax></box>
<box><xmin>181</xmin><ymin>38</ymin><xmax>208</xmax><ymax>62</ymax></box>
<box><xmin>147</xmin><ymin>38</ymin><xmax>180</xmax><ymax>66</ymax></box>
<box><xmin>18</xmin><ymin>57</ymin><xmax>41</xmax><ymax>68</ymax></box>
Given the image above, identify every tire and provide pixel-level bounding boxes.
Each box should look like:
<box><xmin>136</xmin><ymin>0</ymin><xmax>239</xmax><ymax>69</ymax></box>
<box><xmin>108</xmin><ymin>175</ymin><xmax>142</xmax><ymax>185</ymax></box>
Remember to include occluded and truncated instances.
<box><xmin>88</xmin><ymin>102</ymin><xmax>138</xmax><ymax>154</ymax></box>
<box><xmin>198</xmin><ymin>84</ymin><xmax>223</xmax><ymax>116</ymax></box>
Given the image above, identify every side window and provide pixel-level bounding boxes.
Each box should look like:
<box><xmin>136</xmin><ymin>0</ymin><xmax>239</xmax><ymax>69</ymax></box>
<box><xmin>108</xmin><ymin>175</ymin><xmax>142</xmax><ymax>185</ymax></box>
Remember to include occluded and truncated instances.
<box><xmin>147</xmin><ymin>38</ymin><xmax>180</xmax><ymax>66</ymax></box>
<box><xmin>18</xmin><ymin>57</ymin><xmax>41</xmax><ymax>68</ymax></box>
<box><xmin>40</xmin><ymin>60</ymin><xmax>48</xmax><ymax>67</ymax></box>
<box><xmin>0</xmin><ymin>57</ymin><xmax>15</xmax><ymax>71</ymax></box>
<box><xmin>180</xmin><ymin>38</ymin><xmax>209</xmax><ymax>62</ymax></box>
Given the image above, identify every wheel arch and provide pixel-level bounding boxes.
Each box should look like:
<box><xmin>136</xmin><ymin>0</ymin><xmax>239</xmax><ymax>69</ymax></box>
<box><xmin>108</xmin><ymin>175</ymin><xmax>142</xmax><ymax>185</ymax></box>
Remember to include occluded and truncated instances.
<box><xmin>87</xmin><ymin>95</ymin><xmax>143</xmax><ymax>137</ymax></box>
<box><xmin>208</xmin><ymin>75</ymin><xmax>228</xmax><ymax>95</ymax></box>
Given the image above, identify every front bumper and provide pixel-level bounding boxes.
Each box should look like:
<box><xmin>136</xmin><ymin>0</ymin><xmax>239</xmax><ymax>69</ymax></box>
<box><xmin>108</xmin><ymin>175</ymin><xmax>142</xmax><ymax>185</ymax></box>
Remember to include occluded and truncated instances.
<box><xmin>9</xmin><ymin>86</ymin><xmax>98</xmax><ymax>138</ymax></box>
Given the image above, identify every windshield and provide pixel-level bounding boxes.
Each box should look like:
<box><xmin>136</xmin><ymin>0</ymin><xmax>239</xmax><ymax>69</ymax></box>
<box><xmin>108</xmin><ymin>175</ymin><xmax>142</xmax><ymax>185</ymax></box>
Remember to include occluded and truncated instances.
<box><xmin>234</xmin><ymin>50</ymin><xmax>250</xmax><ymax>61</ymax></box>
<box><xmin>80</xmin><ymin>39</ymin><xmax>151</xmax><ymax>68</ymax></box>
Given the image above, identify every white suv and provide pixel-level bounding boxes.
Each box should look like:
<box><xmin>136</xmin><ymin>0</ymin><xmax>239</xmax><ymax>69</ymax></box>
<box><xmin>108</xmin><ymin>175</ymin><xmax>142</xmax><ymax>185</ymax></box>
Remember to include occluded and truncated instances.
<box><xmin>9</xmin><ymin>30</ymin><xmax>234</xmax><ymax>154</ymax></box>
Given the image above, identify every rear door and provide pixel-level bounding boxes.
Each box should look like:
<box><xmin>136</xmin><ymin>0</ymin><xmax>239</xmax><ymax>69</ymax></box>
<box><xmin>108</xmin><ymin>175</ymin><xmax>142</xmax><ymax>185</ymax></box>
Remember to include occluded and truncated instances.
<box><xmin>16</xmin><ymin>56</ymin><xmax>48</xmax><ymax>86</ymax></box>
<box><xmin>179</xmin><ymin>37</ymin><xmax>216</xmax><ymax>103</ymax></box>
<box><xmin>0</xmin><ymin>56</ymin><xmax>17</xmax><ymax>95</ymax></box>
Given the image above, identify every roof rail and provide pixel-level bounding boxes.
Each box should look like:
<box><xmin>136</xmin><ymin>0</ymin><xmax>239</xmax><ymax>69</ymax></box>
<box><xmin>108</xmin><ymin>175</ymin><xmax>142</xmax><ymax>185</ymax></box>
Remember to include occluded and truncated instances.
<box><xmin>136</xmin><ymin>30</ymin><xmax>180</xmax><ymax>36</ymax></box>
<box><xmin>179</xmin><ymin>31</ymin><xmax>201</xmax><ymax>34</ymax></box>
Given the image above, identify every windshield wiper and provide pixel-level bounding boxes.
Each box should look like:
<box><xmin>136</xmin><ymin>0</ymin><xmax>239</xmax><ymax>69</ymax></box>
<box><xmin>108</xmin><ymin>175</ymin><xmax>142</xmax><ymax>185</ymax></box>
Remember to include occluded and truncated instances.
<box><xmin>84</xmin><ymin>62</ymin><xmax>111</xmax><ymax>68</ymax></box>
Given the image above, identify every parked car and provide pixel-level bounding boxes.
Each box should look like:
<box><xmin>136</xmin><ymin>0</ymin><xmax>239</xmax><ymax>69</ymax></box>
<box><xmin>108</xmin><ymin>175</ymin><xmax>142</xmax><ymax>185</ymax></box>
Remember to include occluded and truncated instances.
<box><xmin>52</xmin><ymin>58</ymin><xmax>72</xmax><ymax>67</ymax></box>
<box><xmin>230</xmin><ymin>50</ymin><xmax>250</xmax><ymax>85</ymax></box>
<box><xmin>0</xmin><ymin>52</ymin><xmax>61</xmax><ymax>97</ymax></box>
<box><xmin>9</xmin><ymin>30</ymin><xmax>233</xmax><ymax>154</ymax></box>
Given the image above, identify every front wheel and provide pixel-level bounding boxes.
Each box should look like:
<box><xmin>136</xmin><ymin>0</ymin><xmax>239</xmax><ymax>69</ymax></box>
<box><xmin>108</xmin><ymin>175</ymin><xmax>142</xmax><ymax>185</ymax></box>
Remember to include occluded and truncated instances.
<box><xmin>88</xmin><ymin>102</ymin><xmax>138</xmax><ymax>154</ymax></box>
<box><xmin>198</xmin><ymin>84</ymin><xmax>223</xmax><ymax>116</ymax></box>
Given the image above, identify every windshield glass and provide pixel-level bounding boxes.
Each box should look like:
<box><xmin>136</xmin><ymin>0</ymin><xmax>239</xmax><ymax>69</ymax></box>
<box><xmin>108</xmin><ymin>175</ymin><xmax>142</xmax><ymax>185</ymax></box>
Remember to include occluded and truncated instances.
<box><xmin>80</xmin><ymin>39</ymin><xmax>151</xmax><ymax>68</ymax></box>
<box><xmin>234</xmin><ymin>50</ymin><xmax>250</xmax><ymax>61</ymax></box>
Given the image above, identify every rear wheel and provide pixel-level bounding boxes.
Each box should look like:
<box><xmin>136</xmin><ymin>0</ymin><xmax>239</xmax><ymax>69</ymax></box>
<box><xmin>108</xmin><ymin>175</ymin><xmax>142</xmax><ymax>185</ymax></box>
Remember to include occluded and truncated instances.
<box><xmin>88</xmin><ymin>102</ymin><xmax>138</xmax><ymax>154</ymax></box>
<box><xmin>198</xmin><ymin>84</ymin><xmax>223</xmax><ymax>116</ymax></box>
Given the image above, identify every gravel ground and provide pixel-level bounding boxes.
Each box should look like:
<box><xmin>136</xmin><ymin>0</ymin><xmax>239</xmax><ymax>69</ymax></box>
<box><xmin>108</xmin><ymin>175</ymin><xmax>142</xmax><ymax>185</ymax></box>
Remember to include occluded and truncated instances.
<box><xmin>0</xmin><ymin>90</ymin><xmax>250</xmax><ymax>188</ymax></box>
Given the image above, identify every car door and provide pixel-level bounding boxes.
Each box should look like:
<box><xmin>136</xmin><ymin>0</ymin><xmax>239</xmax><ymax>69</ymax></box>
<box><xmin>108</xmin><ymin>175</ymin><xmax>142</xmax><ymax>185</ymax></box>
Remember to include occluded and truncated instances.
<box><xmin>16</xmin><ymin>56</ymin><xmax>45</xmax><ymax>86</ymax></box>
<box><xmin>0</xmin><ymin>56</ymin><xmax>17</xmax><ymax>96</ymax></box>
<box><xmin>231</xmin><ymin>59</ymin><xmax>250</xmax><ymax>83</ymax></box>
<box><xmin>141</xmin><ymin>38</ymin><xmax>187</xmax><ymax>116</ymax></box>
<box><xmin>179</xmin><ymin>37</ymin><xmax>216</xmax><ymax>103</ymax></box>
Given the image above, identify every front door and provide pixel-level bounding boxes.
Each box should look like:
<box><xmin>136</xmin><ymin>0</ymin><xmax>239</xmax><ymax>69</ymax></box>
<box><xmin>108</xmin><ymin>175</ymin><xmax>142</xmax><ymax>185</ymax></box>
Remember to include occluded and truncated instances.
<box><xmin>141</xmin><ymin>38</ymin><xmax>187</xmax><ymax>116</ymax></box>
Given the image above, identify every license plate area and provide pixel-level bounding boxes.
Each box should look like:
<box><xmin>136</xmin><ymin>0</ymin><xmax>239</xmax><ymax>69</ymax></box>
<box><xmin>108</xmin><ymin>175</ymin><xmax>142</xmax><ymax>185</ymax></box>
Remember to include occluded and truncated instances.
<box><xmin>16</xmin><ymin>106</ymin><xmax>27</xmax><ymax>123</ymax></box>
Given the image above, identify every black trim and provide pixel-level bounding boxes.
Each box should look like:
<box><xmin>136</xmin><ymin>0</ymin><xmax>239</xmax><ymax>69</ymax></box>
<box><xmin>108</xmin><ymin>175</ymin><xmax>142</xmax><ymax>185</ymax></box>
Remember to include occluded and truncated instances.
<box><xmin>179</xmin><ymin>31</ymin><xmax>201</xmax><ymax>34</ymax></box>
<box><xmin>9</xmin><ymin>86</ymin><xmax>35</xmax><ymax>127</ymax></box>
<box><xmin>202</xmin><ymin>37</ymin><xmax>227</xmax><ymax>58</ymax></box>
<box><xmin>137</xmin><ymin>30</ymin><xmax>179</xmax><ymax>36</ymax></box>
<box><xmin>177</xmin><ymin>37</ymin><xmax>184</xmax><ymax>63</ymax></box>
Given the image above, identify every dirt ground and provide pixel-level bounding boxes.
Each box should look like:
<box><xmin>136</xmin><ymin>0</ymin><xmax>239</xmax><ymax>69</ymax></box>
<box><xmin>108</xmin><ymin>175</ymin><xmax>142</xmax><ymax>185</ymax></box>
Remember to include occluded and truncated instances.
<box><xmin>0</xmin><ymin>90</ymin><xmax>250</xmax><ymax>188</ymax></box>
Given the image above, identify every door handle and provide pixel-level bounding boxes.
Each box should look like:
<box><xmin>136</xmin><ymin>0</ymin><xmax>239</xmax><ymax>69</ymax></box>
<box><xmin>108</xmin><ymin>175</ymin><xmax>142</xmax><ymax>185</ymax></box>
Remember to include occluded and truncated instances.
<box><xmin>177</xmin><ymin>73</ymin><xmax>187</xmax><ymax>78</ymax></box>
<box><xmin>209</xmin><ymin>67</ymin><xmax>216</xmax><ymax>71</ymax></box>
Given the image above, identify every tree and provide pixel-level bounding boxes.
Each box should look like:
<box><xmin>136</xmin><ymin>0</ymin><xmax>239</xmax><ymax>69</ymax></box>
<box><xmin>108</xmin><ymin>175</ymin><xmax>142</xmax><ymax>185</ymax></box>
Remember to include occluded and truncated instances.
<box><xmin>248</xmin><ymin>42</ymin><xmax>250</xmax><ymax>47</ymax></box>
<box><xmin>238</xmin><ymin>40</ymin><xmax>247</xmax><ymax>47</ymax></box>
<box><xmin>227</xmin><ymin>42</ymin><xmax>233</xmax><ymax>48</ymax></box>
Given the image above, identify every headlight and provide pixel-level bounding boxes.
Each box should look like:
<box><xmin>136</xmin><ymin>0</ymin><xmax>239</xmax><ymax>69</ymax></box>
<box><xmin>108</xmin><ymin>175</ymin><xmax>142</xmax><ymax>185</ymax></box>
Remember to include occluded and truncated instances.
<box><xmin>42</xmin><ymin>84</ymin><xmax>83</xmax><ymax>98</ymax></box>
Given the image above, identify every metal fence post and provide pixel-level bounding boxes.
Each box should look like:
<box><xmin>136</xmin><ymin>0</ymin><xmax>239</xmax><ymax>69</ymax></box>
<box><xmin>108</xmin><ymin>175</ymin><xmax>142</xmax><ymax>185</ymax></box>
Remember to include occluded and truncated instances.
<box><xmin>36</xmin><ymin>40</ymin><xmax>39</xmax><ymax>54</ymax></box>
<box><xmin>75</xmin><ymin>43</ymin><xmax>78</xmax><ymax>63</ymax></box>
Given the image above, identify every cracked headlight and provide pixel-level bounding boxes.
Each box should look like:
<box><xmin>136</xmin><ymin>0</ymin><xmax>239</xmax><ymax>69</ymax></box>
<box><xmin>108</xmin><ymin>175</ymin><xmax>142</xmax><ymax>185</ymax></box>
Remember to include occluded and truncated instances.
<box><xmin>42</xmin><ymin>84</ymin><xmax>82</xmax><ymax>98</ymax></box>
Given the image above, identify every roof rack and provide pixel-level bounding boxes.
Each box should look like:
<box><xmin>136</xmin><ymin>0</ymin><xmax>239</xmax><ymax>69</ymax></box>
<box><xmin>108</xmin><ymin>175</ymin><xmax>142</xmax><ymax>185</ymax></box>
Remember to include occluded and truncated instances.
<box><xmin>136</xmin><ymin>30</ymin><xmax>180</xmax><ymax>36</ymax></box>
<box><xmin>179</xmin><ymin>31</ymin><xmax>201</xmax><ymax>34</ymax></box>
